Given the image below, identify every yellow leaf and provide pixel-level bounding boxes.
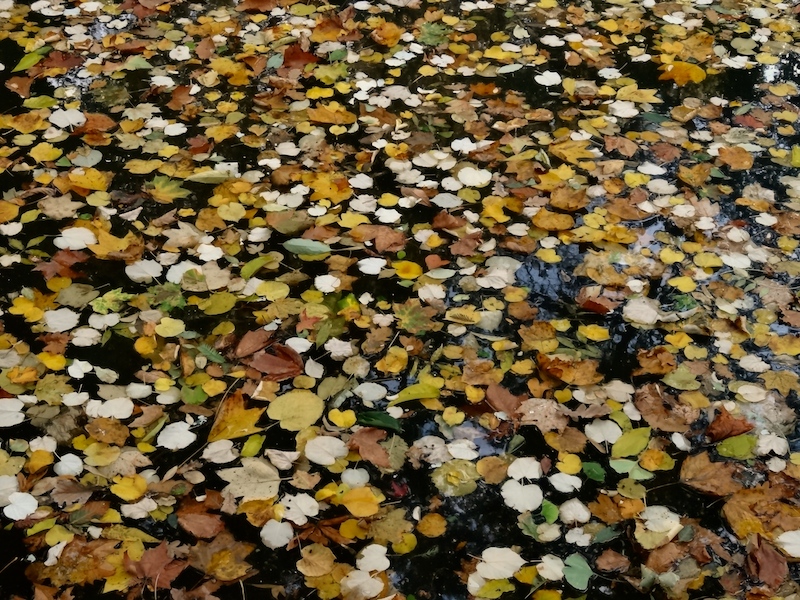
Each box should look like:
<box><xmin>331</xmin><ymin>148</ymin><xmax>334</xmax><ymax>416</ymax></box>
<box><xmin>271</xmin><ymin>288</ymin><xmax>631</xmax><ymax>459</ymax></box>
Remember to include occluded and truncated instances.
<box><xmin>209</xmin><ymin>390</ymin><xmax>267</xmax><ymax>441</ymax></box>
<box><xmin>416</xmin><ymin>513</ymin><xmax>447</xmax><ymax>537</ymax></box>
<box><xmin>202</xmin><ymin>379</ymin><xmax>227</xmax><ymax>396</ymax></box>
<box><xmin>37</xmin><ymin>352</ymin><xmax>66</xmax><ymax>370</ymax></box>
<box><xmin>68</xmin><ymin>167</ymin><xmax>112</xmax><ymax>191</ymax></box>
<box><xmin>307</xmin><ymin>102</ymin><xmax>356</xmax><ymax>125</ymax></box>
<box><xmin>556</xmin><ymin>453</ymin><xmax>582</xmax><ymax>474</ymax></box>
<box><xmin>110</xmin><ymin>474</ymin><xmax>148</xmax><ymax>501</ymax></box>
<box><xmin>205</xmin><ymin>124</ymin><xmax>240</xmax><ymax>142</ymax></box>
<box><xmin>267</xmin><ymin>389</ymin><xmax>324</xmax><ymax>431</ymax></box>
<box><xmin>328</xmin><ymin>409</ymin><xmax>356</xmax><ymax>428</ymax></box>
<box><xmin>154</xmin><ymin>317</ymin><xmax>185</xmax><ymax>337</ymax></box>
<box><xmin>256</xmin><ymin>281</ymin><xmax>290</xmax><ymax>301</ymax></box>
<box><xmin>392</xmin><ymin>260</ymin><xmax>423</xmax><ymax>279</ymax></box>
<box><xmin>134</xmin><ymin>336</ymin><xmax>158</xmax><ymax>355</ymax></box>
<box><xmin>306</xmin><ymin>86</ymin><xmax>335</xmax><ymax>100</ymax></box>
<box><xmin>125</xmin><ymin>159</ymin><xmax>163</xmax><ymax>174</ymax></box>
<box><xmin>0</xmin><ymin>201</ymin><xmax>20</xmax><ymax>224</ymax></box>
<box><xmin>659</xmin><ymin>61</ymin><xmax>706</xmax><ymax>86</ymax></box>
<box><xmin>659</xmin><ymin>248</ymin><xmax>685</xmax><ymax>264</ymax></box>
<box><xmin>391</xmin><ymin>532</ymin><xmax>417</xmax><ymax>554</ymax></box>
<box><xmin>29</xmin><ymin>142</ymin><xmax>62</xmax><ymax>163</ymax></box>
<box><xmin>549</xmin><ymin>139</ymin><xmax>596</xmax><ymax>164</ymax></box>
<box><xmin>578</xmin><ymin>324</ymin><xmax>610</xmax><ymax>341</ymax></box>
<box><xmin>375</xmin><ymin>346</ymin><xmax>408</xmax><ymax>374</ymax></box>
<box><xmin>341</xmin><ymin>486</ymin><xmax>384</xmax><ymax>517</ymax></box>
<box><xmin>668</xmin><ymin>276</ymin><xmax>696</xmax><ymax>292</ymax></box>
<box><xmin>615</xmin><ymin>84</ymin><xmax>662</xmax><ymax>103</ymax></box>
<box><xmin>536</xmin><ymin>248</ymin><xmax>562</xmax><ymax>263</ymax></box>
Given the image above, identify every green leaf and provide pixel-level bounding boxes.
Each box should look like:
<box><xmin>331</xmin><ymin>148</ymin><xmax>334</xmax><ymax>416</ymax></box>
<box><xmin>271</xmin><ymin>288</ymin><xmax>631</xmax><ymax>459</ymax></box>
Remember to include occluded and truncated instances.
<box><xmin>23</xmin><ymin>96</ymin><xmax>57</xmax><ymax>109</ymax></box>
<box><xmin>12</xmin><ymin>47</ymin><xmax>50</xmax><ymax>72</ymax></box>
<box><xmin>563</xmin><ymin>553</ymin><xmax>593</xmax><ymax>591</ymax></box>
<box><xmin>181</xmin><ymin>386</ymin><xmax>208</xmax><ymax>405</ymax></box>
<box><xmin>198</xmin><ymin>343</ymin><xmax>226</xmax><ymax>364</ymax></box>
<box><xmin>582</xmin><ymin>461</ymin><xmax>606</xmax><ymax>482</ymax></box>
<box><xmin>357</xmin><ymin>411</ymin><xmax>402</xmax><ymax>432</ymax></box>
<box><xmin>240</xmin><ymin>255</ymin><xmax>273</xmax><ymax>280</ymax></box>
<box><xmin>662</xmin><ymin>364</ymin><xmax>700</xmax><ymax>391</ymax></box>
<box><xmin>593</xmin><ymin>526</ymin><xmax>621</xmax><ymax>543</ymax></box>
<box><xmin>282</xmin><ymin>238</ymin><xmax>331</xmax><ymax>255</ymax></box>
<box><xmin>611</xmin><ymin>427</ymin><xmax>651</xmax><ymax>458</ymax></box>
<box><xmin>717</xmin><ymin>434</ymin><xmax>757</xmax><ymax>459</ymax></box>
<box><xmin>145</xmin><ymin>176</ymin><xmax>191</xmax><ymax>203</ymax></box>
<box><xmin>388</xmin><ymin>383</ymin><xmax>440</xmax><ymax>406</ymax></box>
<box><xmin>540</xmin><ymin>500</ymin><xmax>558</xmax><ymax>524</ymax></box>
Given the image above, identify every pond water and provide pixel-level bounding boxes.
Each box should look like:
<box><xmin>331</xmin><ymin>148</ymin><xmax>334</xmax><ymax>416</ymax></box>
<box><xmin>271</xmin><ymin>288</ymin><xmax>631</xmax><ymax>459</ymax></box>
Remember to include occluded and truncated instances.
<box><xmin>2</xmin><ymin>0</ymin><xmax>800</xmax><ymax>599</ymax></box>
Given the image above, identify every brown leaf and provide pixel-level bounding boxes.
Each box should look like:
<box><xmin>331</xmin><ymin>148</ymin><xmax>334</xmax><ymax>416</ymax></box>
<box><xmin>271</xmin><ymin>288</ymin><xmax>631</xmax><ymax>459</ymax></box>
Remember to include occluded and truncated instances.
<box><xmin>595</xmin><ymin>549</ymin><xmax>630</xmax><ymax>573</ymax></box>
<box><xmin>537</xmin><ymin>354</ymin><xmax>603</xmax><ymax>386</ymax></box>
<box><xmin>718</xmin><ymin>146</ymin><xmax>754</xmax><ymax>171</ymax></box>
<box><xmin>189</xmin><ymin>531</ymin><xmax>255</xmax><ymax>582</ymax></box>
<box><xmin>234</xmin><ymin>329</ymin><xmax>274</xmax><ymax>358</ymax></box>
<box><xmin>349</xmin><ymin>427</ymin><xmax>391</xmax><ymax>468</ymax></box>
<box><xmin>706</xmin><ymin>406</ymin><xmax>754</xmax><ymax>441</ymax></box>
<box><xmin>177</xmin><ymin>498</ymin><xmax>225</xmax><ymax>539</ymax></box>
<box><xmin>634</xmin><ymin>384</ymin><xmax>693</xmax><ymax>433</ymax></box>
<box><xmin>85</xmin><ymin>417</ymin><xmax>129</xmax><ymax>446</ymax></box>
<box><xmin>680</xmin><ymin>452</ymin><xmax>743</xmax><ymax>496</ymax></box>
<box><xmin>244</xmin><ymin>343</ymin><xmax>303</xmax><ymax>381</ymax></box>
<box><xmin>485</xmin><ymin>384</ymin><xmax>525</xmax><ymax>417</ymax></box>
<box><xmin>746</xmin><ymin>535</ymin><xmax>788</xmax><ymax>589</ymax></box>
<box><xmin>125</xmin><ymin>541</ymin><xmax>187</xmax><ymax>590</ymax></box>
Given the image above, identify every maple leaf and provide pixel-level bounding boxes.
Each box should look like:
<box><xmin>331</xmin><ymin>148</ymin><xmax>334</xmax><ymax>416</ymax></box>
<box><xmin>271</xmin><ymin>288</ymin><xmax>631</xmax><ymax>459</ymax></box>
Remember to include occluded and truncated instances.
<box><xmin>393</xmin><ymin>299</ymin><xmax>439</xmax><ymax>335</ymax></box>
<box><xmin>188</xmin><ymin>531</ymin><xmax>256</xmax><ymax>582</ymax></box>
<box><xmin>658</xmin><ymin>61</ymin><xmax>707</xmax><ymax>86</ymax></box>
<box><xmin>33</xmin><ymin>249</ymin><xmax>89</xmax><ymax>280</ymax></box>
<box><xmin>680</xmin><ymin>452</ymin><xmax>743</xmax><ymax>497</ymax></box>
<box><xmin>144</xmin><ymin>176</ymin><xmax>191</xmax><ymax>204</ymax></box>
<box><xmin>124</xmin><ymin>542</ymin><xmax>187</xmax><ymax>590</ymax></box>
<box><xmin>208</xmin><ymin>390</ymin><xmax>266</xmax><ymax>442</ymax></box>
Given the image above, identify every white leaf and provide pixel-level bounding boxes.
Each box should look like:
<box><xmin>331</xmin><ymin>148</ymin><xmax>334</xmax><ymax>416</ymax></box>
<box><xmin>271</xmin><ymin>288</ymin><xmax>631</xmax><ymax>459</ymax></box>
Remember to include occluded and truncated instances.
<box><xmin>501</xmin><ymin>479</ymin><xmax>543</xmax><ymax>512</ymax></box>
<box><xmin>305</xmin><ymin>436</ymin><xmax>348</xmax><ymax>466</ymax></box>
<box><xmin>218</xmin><ymin>457</ymin><xmax>280</xmax><ymax>502</ymax></box>
<box><xmin>121</xmin><ymin>497</ymin><xmax>158</xmax><ymax>519</ymax></box>
<box><xmin>3</xmin><ymin>492</ymin><xmax>38</xmax><ymax>520</ymax></box>
<box><xmin>157</xmin><ymin>421</ymin><xmax>197</xmax><ymax>450</ymax></box>
<box><xmin>559</xmin><ymin>499</ymin><xmax>591</xmax><ymax>524</ymax></box>
<box><xmin>202</xmin><ymin>440</ymin><xmax>239</xmax><ymax>464</ymax></box>
<box><xmin>97</xmin><ymin>397</ymin><xmax>134</xmax><ymax>419</ymax></box>
<box><xmin>54</xmin><ymin>453</ymin><xmax>83</xmax><ymax>476</ymax></box>
<box><xmin>49</xmin><ymin>108</ymin><xmax>86</xmax><ymax>129</ymax></box>
<box><xmin>584</xmin><ymin>419</ymin><xmax>622</xmax><ymax>445</ymax></box>
<box><xmin>775</xmin><ymin>530</ymin><xmax>800</xmax><ymax>558</ymax></box>
<box><xmin>537</xmin><ymin>554</ymin><xmax>565</xmax><ymax>581</ymax></box>
<box><xmin>44</xmin><ymin>308</ymin><xmax>80</xmax><ymax>333</ymax></box>
<box><xmin>0</xmin><ymin>474</ymin><xmax>20</xmax><ymax>507</ymax></box>
<box><xmin>457</xmin><ymin>166</ymin><xmax>492</xmax><ymax>187</ymax></box>
<box><xmin>549</xmin><ymin>473</ymin><xmax>582</xmax><ymax>493</ymax></box>
<box><xmin>264</xmin><ymin>449</ymin><xmax>300</xmax><ymax>470</ymax></box>
<box><xmin>0</xmin><ymin>398</ymin><xmax>25</xmax><ymax>427</ymax></box>
<box><xmin>534</xmin><ymin>70</ymin><xmax>562</xmax><ymax>86</ymax></box>
<box><xmin>507</xmin><ymin>457</ymin><xmax>542</xmax><ymax>480</ymax></box>
<box><xmin>357</xmin><ymin>257</ymin><xmax>387</xmax><ymax>275</ymax></box>
<box><xmin>283</xmin><ymin>493</ymin><xmax>319</xmax><ymax>525</ymax></box>
<box><xmin>640</xmin><ymin>506</ymin><xmax>681</xmax><ymax>532</ymax></box>
<box><xmin>340</xmin><ymin>569</ymin><xmax>384</xmax><ymax>600</ymax></box>
<box><xmin>736</xmin><ymin>383</ymin><xmax>767</xmax><ymax>403</ymax></box>
<box><xmin>314</xmin><ymin>274</ymin><xmax>341</xmax><ymax>293</ymax></box>
<box><xmin>349</xmin><ymin>173</ymin><xmax>373</xmax><ymax>189</ymax></box>
<box><xmin>125</xmin><ymin>260</ymin><xmax>163</xmax><ymax>283</ymax></box>
<box><xmin>357</xmin><ymin>544</ymin><xmax>390</xmax><ymax>573</ymax></box>
<box><xmin>476</xmin><ymin>547</ymin><xmax>526</xmax><ymax>580</ymax></box>
<box><xmin>54</xmin><ymin>227</ymin><xmax>97</xmax><ymax>250</ymax></box>
<box><xmin>260</xmin><ymin>519</ymin><xmax>294</xmax><ymax>549</ymax></box>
